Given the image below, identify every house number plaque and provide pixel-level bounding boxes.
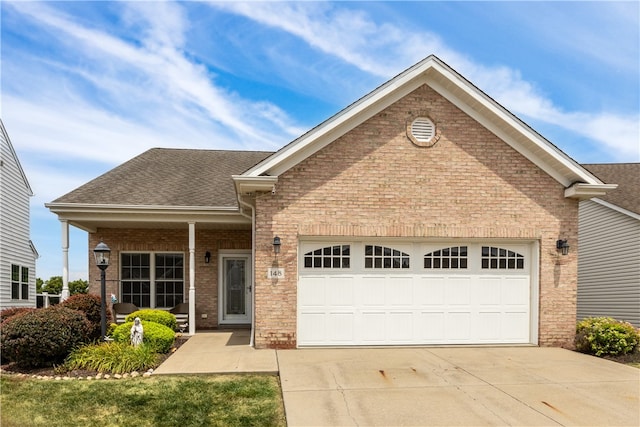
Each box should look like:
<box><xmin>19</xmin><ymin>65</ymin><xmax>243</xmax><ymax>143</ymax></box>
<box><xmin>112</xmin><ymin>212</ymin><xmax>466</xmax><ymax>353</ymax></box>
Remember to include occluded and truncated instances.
<box><xmin>267</xmin><ymin>268</ymin><xmax>285</xmax><ymax>279</ymax></box>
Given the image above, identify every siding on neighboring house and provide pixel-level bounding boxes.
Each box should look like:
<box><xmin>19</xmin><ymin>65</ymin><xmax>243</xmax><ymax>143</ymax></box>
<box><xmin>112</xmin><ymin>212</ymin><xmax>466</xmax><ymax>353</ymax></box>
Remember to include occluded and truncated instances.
<box><xmin>0</xmin><ymin>120</ymin><xmax>37</xmax><ymax>310</ymax></box>
<box><xmin>578</xmin><ymin>199</ymin><xmax>640</xmax><ymax>327</ymax></box>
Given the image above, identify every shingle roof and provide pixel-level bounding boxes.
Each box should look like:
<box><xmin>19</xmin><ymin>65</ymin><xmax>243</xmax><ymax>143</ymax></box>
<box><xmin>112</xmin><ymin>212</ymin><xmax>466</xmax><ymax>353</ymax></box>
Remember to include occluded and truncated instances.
<box><xmin>582</xmin><ymin>163</ymin><xmax>640</xmax><ymax>215</ymax></box>
<box><xmin>52</xmin><ymin>148</ymin><xmax>274</xmax><ymax>207</ymax></box>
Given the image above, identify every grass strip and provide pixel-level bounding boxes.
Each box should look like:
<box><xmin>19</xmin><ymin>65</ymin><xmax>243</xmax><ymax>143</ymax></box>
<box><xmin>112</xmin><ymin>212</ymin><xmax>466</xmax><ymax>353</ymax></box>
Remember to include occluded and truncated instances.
<box><xmin>1</xmin><ymin>374</ymin><xmax>286</xmax><ymax>427</ymax></box>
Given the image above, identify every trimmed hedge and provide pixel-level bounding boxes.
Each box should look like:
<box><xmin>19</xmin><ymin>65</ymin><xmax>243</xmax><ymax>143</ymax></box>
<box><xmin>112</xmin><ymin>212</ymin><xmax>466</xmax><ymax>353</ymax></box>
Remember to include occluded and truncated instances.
<box><xmin>0</xmin><ymin>306</ymin><xmax>92</xmax><ymax>367</ymax></box>
<box><xmin>61</xmin><ymin>293</ymin><xmax>110</xmax><ymax>340</ymax></box>
<box><xmin>575</xmin><ymin>317</ymin><xmax>640</xmax><ymax>357</ymax></box>
<box><xmin>111</xmin><ymin>320</ymin><xmax>175</xmax><ymax>353</ymax></box>
<box><xmin>126</xmin><ymin>309</ymin><xmax>176</xmax><ymax>330</ymax></box>
<box><xmin>0</xmin><ymin>307</ymin><xmax>36</xmax><ymax>324</ymax></box>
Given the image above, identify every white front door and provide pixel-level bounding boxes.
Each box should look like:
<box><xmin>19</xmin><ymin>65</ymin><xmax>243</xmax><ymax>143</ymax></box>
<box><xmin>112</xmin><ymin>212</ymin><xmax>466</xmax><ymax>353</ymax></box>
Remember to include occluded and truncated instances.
<box><xmin>219</xmin><ymin>253</ymin><xmax>252</xmax><ymax>324</ymax></box>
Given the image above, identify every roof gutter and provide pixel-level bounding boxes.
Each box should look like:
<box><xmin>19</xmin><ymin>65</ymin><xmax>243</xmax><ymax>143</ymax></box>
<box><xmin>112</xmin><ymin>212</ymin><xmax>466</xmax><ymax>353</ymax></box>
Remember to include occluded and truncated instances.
<box><xmin>233</xmin><ymin>175</ymin><xmax>278</xmax><ymax>348</ymax></box>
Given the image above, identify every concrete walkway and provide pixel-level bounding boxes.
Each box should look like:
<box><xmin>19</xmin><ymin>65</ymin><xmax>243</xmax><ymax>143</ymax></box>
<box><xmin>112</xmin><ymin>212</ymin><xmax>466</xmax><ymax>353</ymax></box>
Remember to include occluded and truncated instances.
<box><xmin>153</xmin><ymin>330</ymin><xmax>277</xmax><ymax>374</ymax></box>
<box><xmin>154</xmin><ymin>334</ymin><xmax>640</xmax><ymax>426</ymax></box>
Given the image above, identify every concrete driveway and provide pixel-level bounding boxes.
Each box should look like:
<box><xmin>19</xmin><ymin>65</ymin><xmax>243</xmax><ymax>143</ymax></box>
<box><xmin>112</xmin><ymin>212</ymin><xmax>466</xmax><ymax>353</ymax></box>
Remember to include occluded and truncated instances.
<box><xmin>277</xmin><ymin>347</ymin><xmax>640</xmax><ymax>426</ymax></box>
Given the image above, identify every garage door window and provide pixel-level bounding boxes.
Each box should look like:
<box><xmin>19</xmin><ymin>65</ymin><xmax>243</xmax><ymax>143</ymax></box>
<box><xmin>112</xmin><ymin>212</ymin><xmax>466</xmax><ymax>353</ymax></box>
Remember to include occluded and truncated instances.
<box><xmin>304</xmin><ymin>245</ymin><xmax>350</xmax><ymax>269</ymax></box>
<box><xmin>481</xmin><ymin>246</ymin><xmax>524</xmax><ymax>269</ymax></box>
<box><xmin>365</xmin><ymin>245</ymin><xmax>410</xmax><ymax>269</ymax></box>
<box><xmin>424</xmin><ymin>246</ymin><xmax>468</xmax><ymax>269</ymax></box>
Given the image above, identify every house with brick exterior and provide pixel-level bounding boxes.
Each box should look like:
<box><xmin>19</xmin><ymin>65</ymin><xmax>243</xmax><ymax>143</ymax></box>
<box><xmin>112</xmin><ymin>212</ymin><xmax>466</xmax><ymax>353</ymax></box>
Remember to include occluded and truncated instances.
<box><xmin>46</xmin><ymin>55</ymin><xmax>615</xmax><ymax>349</ymax></box>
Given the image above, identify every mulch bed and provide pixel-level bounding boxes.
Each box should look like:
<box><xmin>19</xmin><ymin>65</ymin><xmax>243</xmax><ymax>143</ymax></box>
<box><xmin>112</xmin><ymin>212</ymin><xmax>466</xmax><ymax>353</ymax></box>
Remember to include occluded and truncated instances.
<box><xmin>603</xmin><ymin>350</ymin><xmax>640</xmax><ymax>365</ymax></box>
<box><xmin>1</xmin><ymin>335</ymin><xmax>190</xmax><ymax>378</ymax></box>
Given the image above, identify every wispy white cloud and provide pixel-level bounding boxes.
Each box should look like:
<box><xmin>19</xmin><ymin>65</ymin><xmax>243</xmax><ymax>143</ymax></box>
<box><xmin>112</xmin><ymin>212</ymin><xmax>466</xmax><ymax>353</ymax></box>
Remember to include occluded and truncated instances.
<box><xmin>209</xmin><ymin>2</ymin><xmax>639</xmax><ymax>161</ymax></box>
<box><xmin>5</xmin><ymin>1</ymin><xmax>302</xmax><ymax>153</ymax></box>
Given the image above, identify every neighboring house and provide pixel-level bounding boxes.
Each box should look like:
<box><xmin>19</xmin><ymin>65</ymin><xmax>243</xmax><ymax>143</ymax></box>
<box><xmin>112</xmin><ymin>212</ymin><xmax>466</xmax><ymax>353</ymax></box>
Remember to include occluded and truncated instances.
<box><xmin>46</xmin><ymin>55</ymin><xmax>615</xmax><ymax>349</ymax></box>
<box><xmin>578</xmin><ymin>163</ymin><xmax>640</xmax><ymax>327</ymax></box>
<box><xmin>0</xmin><ymin>119</ymin><xmax>38</xmax><ymax>310</ymax></box>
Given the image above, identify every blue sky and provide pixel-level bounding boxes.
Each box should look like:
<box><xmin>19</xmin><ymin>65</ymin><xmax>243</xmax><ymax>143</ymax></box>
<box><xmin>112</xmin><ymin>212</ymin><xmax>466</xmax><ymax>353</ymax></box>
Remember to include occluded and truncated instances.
<box><xmin>2</xmin><ymin>1</ymin><xmax>638</xmax><ymax>281</ymax></box>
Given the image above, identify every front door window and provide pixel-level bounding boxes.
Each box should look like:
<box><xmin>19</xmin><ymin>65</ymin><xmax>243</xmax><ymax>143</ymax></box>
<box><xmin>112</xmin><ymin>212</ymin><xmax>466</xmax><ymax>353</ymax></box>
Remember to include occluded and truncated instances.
<box><xmin>225</xmin><ymin>259</ymin><xmax>246</xmax><ymax>315</ymax></box>
<box><xmin>220</xmin><ymin>254</ymin><xmax>252</xmax><ymax>324</ymax></box>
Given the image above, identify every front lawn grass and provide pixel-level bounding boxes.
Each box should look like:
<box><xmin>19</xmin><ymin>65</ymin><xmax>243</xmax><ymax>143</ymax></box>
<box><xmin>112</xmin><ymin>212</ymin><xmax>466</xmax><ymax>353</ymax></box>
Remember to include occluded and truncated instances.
<box><xmin>1</xmin><ymin>374</ymin><xmax>286</xmax><ymax>427</ymax></box>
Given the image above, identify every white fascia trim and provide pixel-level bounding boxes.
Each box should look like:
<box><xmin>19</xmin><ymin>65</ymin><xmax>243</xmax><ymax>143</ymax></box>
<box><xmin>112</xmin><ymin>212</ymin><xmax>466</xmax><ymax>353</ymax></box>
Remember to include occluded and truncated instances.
<box><xmin>242</xmin><ymin>56</ymin><xmax>600</xmax><ymax>189</ymax></box>
<box><xmin>45</xmin><ymin>203</ymin><xmax>238</xmax><ymax>214</ymax></box>
<box><xmin>243</xmin><ymin>59</ymin><xmax>433</xmax><ymax>177</ymax></box>
<box><xmin>232</xmin><ymin>175</ymin><xmax>278</xmax><ymax>194</ymax></box>
<box><xmin>29</xmin><ymin>240</ymin><xmax>40</xmax><ymax>259</ymax></box>
<box><xmin>564</xmin><ymin>183</ymin><xmax>618</xmax><ymax>199</ymax></box>
<box><xmin>423</xmin><ymin>70</ymin><xmax>601</xmax><ymax>187</ymax></box>
<box><xmin>591</xmin><ymin>198</ymin><xmax>640</xmax><ymax>220</ymax></box>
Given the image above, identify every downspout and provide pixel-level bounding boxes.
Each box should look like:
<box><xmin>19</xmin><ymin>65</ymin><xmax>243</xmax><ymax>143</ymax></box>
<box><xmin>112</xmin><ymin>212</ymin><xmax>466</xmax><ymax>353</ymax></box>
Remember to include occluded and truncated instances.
<box><xmin>237</xmin><ymin>195</ymin><xmax>256</xmax><ymax>348</ymax></box>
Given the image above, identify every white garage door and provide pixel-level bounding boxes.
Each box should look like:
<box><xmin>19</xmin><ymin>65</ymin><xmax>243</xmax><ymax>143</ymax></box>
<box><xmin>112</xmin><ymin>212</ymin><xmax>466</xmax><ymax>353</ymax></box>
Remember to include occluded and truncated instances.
<box><xmin>298</xmin><ymin>241</ymin><xmax>534</xmax><ymax>346</ymax></box>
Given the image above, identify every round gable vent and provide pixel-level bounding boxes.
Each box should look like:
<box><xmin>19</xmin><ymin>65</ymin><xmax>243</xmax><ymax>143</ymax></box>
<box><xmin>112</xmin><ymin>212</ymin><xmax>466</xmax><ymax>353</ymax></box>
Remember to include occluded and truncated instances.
<box><xmin>411</xmin><ymin>117</ymin><xmax>435</xmax><ymax>142</ymax></box>
<box><xmin>407</xmin><ymin>116</ymin><xmax>439</xmax><ymax>147</ymax></box>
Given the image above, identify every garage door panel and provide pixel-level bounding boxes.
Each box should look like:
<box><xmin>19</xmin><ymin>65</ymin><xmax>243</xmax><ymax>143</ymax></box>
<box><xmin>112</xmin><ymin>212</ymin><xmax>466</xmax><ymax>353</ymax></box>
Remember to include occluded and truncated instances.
<box><xmin>448</xmin><ymin>312</ymin><xmax>472</xmax><ymax>341</ymax></box>
<box><xmin>361</xmin><ymin>276</ymin><xmax>386</xmax><ymax>306</ymax></box>
<box><xmin>327</xmin><ymin>277</ymin><xmax>354</xmax><ymax>306</ymax></box>
<box><xmin>418</xmin><ymin>277</ymin><xmax>445</xmax><ymax>305</ymax></box>
<box><xmin>327</xmin><ymin>312</ymin><xmax>354</xmax><ymax>343</ymax></box>
<box><xmin>360</xmin><ymin>311</ymin><xmax>386</xmax><ymax>343</ymax></box>
<box><xmin>476</xmin><ymin>277</ymin><xmax>502</xmax><ymax>305</ymax></box>
<box><xmin>446</xmin><ymin>277</ymin><xmax>472</xmax><ymax>305</ymax></box>
<box><xmin>298</xmin><ymin>276</ymin><xmax>326</xmax><ymax>306</ymax></box>
<box><xmin>388</xmin><ymin>276</ymin><xmax>414</xmax><ymax>306</ymax></box>
<box><xmin>503</xmin><ymin>312</ymin><xmax>529</xmax><ymax>340</ymax></box>
<box><xmin>475</xmin><ymin>312</ymin><xmax>501</xmax><ymax>340</ymax></box>
<box><xmin>503</xmin><ymin>276</ymin><xmax>529</xmax><ymax>305</ymax></box>
<box><xmin>420</xmin><ymin>312</ymin><xmax>446</xmax><ymax>341</ymax></box>
<box><xmin>298</xmin><ymin>312</ymin><xmax>326</xmax><ymax>344</ymax></box>
<box><xmin>388</xmin><ymin>312</ymin><xmax>414</xmax><ymax>342</ymax></box>
<box><xmin>298</xmin><ymin>242</ymin><xmax>533</xmax><ymax>346</ymax></box>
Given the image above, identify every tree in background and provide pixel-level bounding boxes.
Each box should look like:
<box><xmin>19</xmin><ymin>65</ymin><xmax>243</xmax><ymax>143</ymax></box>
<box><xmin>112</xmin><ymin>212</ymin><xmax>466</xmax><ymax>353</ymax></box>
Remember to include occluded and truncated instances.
<box><xmin>36</xmin><ymin>276</ymin><xmax>89</xmax><ymax>295</ymax></box>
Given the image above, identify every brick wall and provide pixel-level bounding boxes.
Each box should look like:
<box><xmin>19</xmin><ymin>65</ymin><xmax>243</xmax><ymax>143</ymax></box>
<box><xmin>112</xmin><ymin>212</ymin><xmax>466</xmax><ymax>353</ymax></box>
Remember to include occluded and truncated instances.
<box><xmin>88</xmin><ymin>228</ymin><xmax>251</xmax><ymax>329</ymax></box>
<box><xmin>254</xmin><ymin>84</ymin><xmax>578</xmax><ymax>349</ymax></box>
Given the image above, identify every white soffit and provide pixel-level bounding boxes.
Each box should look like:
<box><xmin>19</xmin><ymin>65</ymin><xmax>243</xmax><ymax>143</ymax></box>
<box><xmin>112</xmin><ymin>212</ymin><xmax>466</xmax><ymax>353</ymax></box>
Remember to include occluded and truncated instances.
<box><xmin>243</xmin><ymin>55</ymin><xmax>604</xmax><ymax>189</ymax></box>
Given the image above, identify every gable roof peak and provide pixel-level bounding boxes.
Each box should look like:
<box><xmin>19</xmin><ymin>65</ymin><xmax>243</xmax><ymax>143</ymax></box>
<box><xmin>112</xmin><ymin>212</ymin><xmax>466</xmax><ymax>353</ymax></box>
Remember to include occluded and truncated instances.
<box><xmin>239</xmin><ymin>54</ymin><xmax>610</xmax><ymax>198</ymax></box>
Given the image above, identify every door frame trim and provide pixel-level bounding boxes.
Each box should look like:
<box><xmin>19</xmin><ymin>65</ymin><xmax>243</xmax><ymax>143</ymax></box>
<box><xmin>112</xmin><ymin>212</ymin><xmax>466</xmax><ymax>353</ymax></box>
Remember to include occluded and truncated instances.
<box><xmin>218</xmin><ymin>250</ymin><xmax>252</xmax><ymax>325</ymax></box>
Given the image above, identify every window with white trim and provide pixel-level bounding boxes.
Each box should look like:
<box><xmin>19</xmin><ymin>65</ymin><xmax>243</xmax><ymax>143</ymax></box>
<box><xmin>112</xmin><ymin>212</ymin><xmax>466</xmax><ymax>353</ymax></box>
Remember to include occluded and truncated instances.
<box><xmin>481</xmin><ymin>246</ymin><xmax>524</xmax><ymax>269</ymax></box>
<box><xmin>304</xmin><ymin>245</ymin><xmax>350</xmax><ymax>269</ymax></box>
<box><xmin>121</xmin><ymin>253</ymin><xmax>184</xmax><ymax>308</ymax></box>
<box><xmin>424</xmin><ymin>246</ymin><xmax>468</xmax><ymax>269</ymax></box>
<box><xmin>365</xmin><ymin>245</ymin><xmax>410</xmax><ymax>269</ymax></box>
<box><xmin>11</xmin><ymin>264</ymin><xmax>29</xmax><ymax>300</ymax></box>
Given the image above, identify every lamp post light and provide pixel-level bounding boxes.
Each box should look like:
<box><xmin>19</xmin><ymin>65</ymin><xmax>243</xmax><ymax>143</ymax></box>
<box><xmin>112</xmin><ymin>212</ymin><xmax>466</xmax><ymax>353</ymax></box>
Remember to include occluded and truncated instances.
<box><xmin>93</xmin><ymin>240</ymin><xmax>111</xmax><ymax>341</ymax></box>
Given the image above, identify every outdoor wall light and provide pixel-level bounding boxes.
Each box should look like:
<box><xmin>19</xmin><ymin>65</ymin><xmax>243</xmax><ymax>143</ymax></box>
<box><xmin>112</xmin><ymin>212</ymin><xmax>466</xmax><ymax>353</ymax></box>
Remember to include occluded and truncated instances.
<box><xmin>204</xmin><ymin>251</ymin><xmax>211</xmax><ymax>264</ymax></box>
<box><xmin>273</xmin><ymin>236</ymin><xmax>281</xmax><ymax>255</ymax></box>
<box><xmin>556</xmin><ymin>239</ymin><xmax>570</xmax><ymax>256</ymax></box>
<box><xmin>93</xmin><ymin>240</ymin><xmax>111</xmax><ymax>341</ymax></box>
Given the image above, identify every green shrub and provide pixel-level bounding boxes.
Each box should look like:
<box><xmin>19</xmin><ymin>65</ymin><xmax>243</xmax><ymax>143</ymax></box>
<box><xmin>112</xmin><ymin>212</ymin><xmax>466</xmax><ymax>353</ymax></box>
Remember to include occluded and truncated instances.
<box><xmin>0</xmin><ymin>308</ymin><xmax>38</xmax><ymax>364</ymax></box>
<box><xmin>0</xmin><ymin>307</ymin><xmax>36</xmax><ymax>324</ymax></box>
<box><xmin>65</xmin><ymin>341</ymin><xmax>160</xmax><ymax>374</ymax></box>
<box><xmin>61</xmin><ymin>293</ymin><xmax>110</xmax><ymax>339</ymax></box>
<box><xmin>126</xmin><ymin>309</ymin><xmax>176</xmax><ymax>330</ymax></box>
<box><xmin>111</xmin><ymin>320</ymin><xmax>175</xmax><ymax>353</ymax></box>
<box><xmin>575</xmin><ymin>317</ymin><xmax>640</xmax><ymax>357</ymax></box>
<box><xmin>0</xmin><ymin>306</ymin><xmax>91</xmax><ymax>367</ymax></box>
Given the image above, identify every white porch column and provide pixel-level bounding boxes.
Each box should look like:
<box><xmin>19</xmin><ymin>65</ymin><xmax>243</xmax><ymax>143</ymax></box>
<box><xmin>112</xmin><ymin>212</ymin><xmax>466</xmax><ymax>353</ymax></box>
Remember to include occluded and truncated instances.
<box><xmin>60</xmin><ymin>220</ymin><xmax>70</xmax><ymax>301</ymax></box>
<box><xmin>188</xmin><ymin>222</ymin><xmax>196</xmax><ymax>335</ymax></box>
